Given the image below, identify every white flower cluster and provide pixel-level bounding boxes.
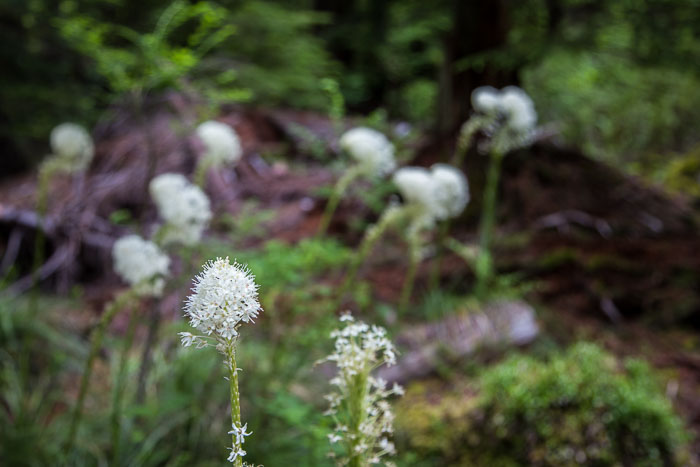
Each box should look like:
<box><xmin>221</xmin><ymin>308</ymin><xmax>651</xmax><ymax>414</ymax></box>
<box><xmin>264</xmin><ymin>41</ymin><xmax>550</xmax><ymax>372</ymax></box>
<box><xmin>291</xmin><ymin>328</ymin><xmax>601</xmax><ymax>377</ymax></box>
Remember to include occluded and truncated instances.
<box><xmin>196</xmin><ymin>120</ymin><xmax>242</xmax><ymax>167</ymax></box>
<box><xmin>431</xmin><ymin>163</ymin><xmax>470</xmax><ymax>219</ymax></box>
<box><xmin>48</xmin><ymin>123</ymin><xmax>94</xmax><ymax>172</ymax></box>
<box><xmin>112</xmin><ymin>235</ymin><xmax>170</xmax><ymax>296</ymax></box>
<box><xmin>180</xmin><ymin>257</ymin><xmax>262</xmax><ymax>344</ymax></box>
<box><xmin>339</xmin><ymin>127</ymin><xmax>396</xmax><ymax>177</ymax></box>
<box><xmin>392</xmin><ymin>163</ymin><xmax>469</xmax><ymax>228</ymax></box>
<box><xmin>149</xmin><ymin>173</ymin><xmax>212</xmax><ymax>246</ymax></box>
<box><xmin>227</xmin><ymin>423</ymin><xmax>252</xmax><ymax>463</ymax></box>
<box><xmin>470</xmin><ymin>85</ymin><xmax>537</xmax><ymax>151</ymax></box>
<box><xmin>323</xmin><ymin>314</ymin><xmax>403</xmax><ymax>466</ymax></box>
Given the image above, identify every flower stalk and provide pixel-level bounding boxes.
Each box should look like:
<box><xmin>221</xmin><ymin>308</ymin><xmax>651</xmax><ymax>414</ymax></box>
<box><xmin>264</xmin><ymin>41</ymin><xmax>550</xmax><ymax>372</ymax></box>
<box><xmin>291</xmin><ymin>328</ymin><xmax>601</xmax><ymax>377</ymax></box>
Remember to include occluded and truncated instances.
<box><xmin>110</xmin><ymin>307</ymin><xmax>138</xmax><ymax>464</ymax></box>
<box><xmin>318</xmin><ymin>165</ymin><xmax>364</xmax><ymax>236</ymax></box>
<box><xmin>179</xmin><ymin>257</ymin><xmax>261</xmax><ymax>464</ymax></box>
<box><xmin>399</xmin><ymin>227</ymin><xmax>422</xmax><ymax>314</ymax></box>
<box><xmin>475</xmin><ymin>149</ymin><xmax>503</xmax><ymax>298</ymax></box>
<box><xmin>338</xmin><ymin>205</ymin><xmax>408</xmax><ymax>302</ymax></box>
<box><xmin>226</xmin><ymin>342</ymin><xmax>243</xmax><ymax>467</ymax></box>
<box><xmin>322</xmin><ymin>314</ymin><xmax>402</xmax><ymax>466</ymax></box>
<box><xmin>66</xmin><ymin>289</ymin><xmax>137</xmax><ymax>452</ymax></box>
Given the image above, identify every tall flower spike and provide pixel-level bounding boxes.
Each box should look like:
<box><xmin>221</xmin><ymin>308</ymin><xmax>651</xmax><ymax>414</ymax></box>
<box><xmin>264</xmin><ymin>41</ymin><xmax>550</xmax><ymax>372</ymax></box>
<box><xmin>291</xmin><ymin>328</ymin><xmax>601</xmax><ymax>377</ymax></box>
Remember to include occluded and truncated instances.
<box><xmin>339</xmin><ymin>127</ymin><xmax>396</xmax><ymax>177</ymax></box>
<box><xmin>181</xmin><ymin>258</ymin><xmax>262</xmax><ymax>466</ymax></box>
<box><xmin>112</xmin><ymin>235</ymin><xmax>170</xmax><ymax>297</ymax></box>
<box><xmin>150</xmin><ymin>173</ymin><xmax>212</xmax><ymax>246</ymax></box>
<box><xmin>196</xmin><ymin>120</ymin><xmax>242</xmax><ymax>167</ymax></box>
<box><xmin>322</xmin><ymin>314</ymin><xmax>402</xmax><ymax>466</ymax></box>
<box><xmin>48</xmin><ymin>123</ymin><xmax>94</xmax><ymax>173</ymax></box>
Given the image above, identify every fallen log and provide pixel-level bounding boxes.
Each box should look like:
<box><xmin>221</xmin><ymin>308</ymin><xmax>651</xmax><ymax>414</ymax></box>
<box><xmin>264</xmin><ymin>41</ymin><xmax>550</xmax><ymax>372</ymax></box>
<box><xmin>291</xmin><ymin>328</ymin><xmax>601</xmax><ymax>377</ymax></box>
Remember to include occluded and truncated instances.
<box><xmin>378</xmin><ymin>300</ymin><xmax>539</xmax><ymax>385</ymax></box>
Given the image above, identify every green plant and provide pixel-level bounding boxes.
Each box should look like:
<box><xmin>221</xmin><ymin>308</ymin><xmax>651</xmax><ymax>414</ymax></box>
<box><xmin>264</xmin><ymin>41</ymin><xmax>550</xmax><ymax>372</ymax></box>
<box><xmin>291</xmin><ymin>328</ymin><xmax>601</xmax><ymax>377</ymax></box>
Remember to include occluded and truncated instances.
<box><xmin>57</xmin><ymin>1</ymin><xmax>238</xmax><ymax>100</ymax></box>
<box><xmin>317</xmin><ymin>127</ymin><xmax>396</xmax><ymax>236</ymax></box>
<box><xmin>321</xmin><ymin>314</ymin><xmax>403</xmax><ymax>466</ymax></box>
<box><xmin>455</xmin><ymin>86</ymin><xmax>537</xmax><ymax>299</ymax></box>
<box><xmin>523</xmin><ymin>50</ymin><xmax>700</xmax><ymax>166</ymax></box>
<box><xmin>66</xmin><ymin>289</ymin><xmax>139</xmax><ymax>452</ymax></box>
<box><xmin>179</xmin><ymin>258</ymin><xmax>263</xmax><ymax>466</ymax></box>
<box><xmin>0</xmin><ymin>295</ymin><xmax>85</xmax><ymax>465</ymax></box>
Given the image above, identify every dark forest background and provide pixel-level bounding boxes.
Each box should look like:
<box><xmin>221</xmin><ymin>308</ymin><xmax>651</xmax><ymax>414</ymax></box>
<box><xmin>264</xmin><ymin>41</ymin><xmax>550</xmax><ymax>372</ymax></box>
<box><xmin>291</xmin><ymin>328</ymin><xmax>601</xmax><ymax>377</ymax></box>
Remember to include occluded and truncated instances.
<box><xmin>2</xmin><ymin>0</ymin><xmax>699</xmax><ymax>183</ymax></box>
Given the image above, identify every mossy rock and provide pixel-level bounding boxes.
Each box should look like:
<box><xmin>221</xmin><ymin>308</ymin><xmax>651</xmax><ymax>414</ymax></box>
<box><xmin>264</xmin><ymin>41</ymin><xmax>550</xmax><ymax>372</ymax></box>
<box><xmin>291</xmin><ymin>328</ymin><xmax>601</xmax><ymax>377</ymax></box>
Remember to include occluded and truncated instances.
<box><xmin>395</xmin><ymin>343</ymin><xmax>692</xmax><ymax>466</ymax></box>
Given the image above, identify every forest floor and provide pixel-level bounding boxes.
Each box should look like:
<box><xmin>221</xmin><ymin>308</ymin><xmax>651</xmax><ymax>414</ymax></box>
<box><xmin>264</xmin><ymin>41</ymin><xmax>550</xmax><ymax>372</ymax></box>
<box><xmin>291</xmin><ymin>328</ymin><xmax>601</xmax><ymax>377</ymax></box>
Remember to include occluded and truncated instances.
<box><xmin>1</xmin><ymin>102</ymin><xmax>699</xmax><ymax>457</ymax></box>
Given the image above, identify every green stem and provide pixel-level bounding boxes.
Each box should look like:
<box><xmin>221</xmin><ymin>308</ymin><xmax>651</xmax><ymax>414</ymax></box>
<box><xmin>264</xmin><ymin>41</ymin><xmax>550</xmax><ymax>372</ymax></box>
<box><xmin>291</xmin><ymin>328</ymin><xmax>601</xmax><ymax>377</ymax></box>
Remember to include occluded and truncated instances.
<box><xmin>399</xmin><ymin>229</ymin><xmax>422</xmax><ymax>314</ymax></box>
<box><xmin>451</xmin><ymin>116</ymin><xmax>484</xmax><ymax>167</ymax></box>
<box><xmin>428</xmin><ymin>221</ymin><xmax>450</xmax><ymax>291</ymax></box>
<box><xmin>227</xmin><ymin>342</ymin><xmax>243</xmax><ymax>467</ymax></box>
<box><xmin>317</xmin><ymin>166</ymin><xmax>363</xmax><ymax>236</ymax></box>
<box><xmin>347</xmin><ymin>368</ymin><xmax>369</xmax><ymax>467</ymax></box>
<box><xmin>338</xmin><ymin>205</ymin><xmax>407</xmax><ymax>303</ymax></box>
<box><xmin>110</xmin><ymin>307</ymin><xmax>138</xmax><ymax>464</ymax></box>
<box><xmin>20</xmin><ymin>164</ymin><xmax>55</xmax><ymax>402</ymax></box>
<box><xmin>194</xmin><ymin>157</ymin><xmax>213</xmax><ymax>188</ymax></box>
<box><xmin>65</xmin><ymin>290</ymin><xmax>136</xmax><ymax>453</ymax></box>
<box><xmin>134</xmin><ymin>298</ymin><xmax>158</xmax><ymax>404</ymax></box>
<box><xmin>30</xmin><ymin>164</ymin><xmax>53</xmax><ymax>308</ymax></box>
<box><xmin>475</xmin><ymin>150</ymin><xmax>503</xmax><ymax>299</ymax></box>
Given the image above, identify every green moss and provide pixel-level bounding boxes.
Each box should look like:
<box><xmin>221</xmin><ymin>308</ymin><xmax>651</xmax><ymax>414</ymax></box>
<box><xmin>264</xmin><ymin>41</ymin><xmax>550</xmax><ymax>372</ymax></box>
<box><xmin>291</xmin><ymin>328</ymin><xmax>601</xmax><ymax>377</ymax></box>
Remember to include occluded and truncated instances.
<box><xmin>396</xmin><ymin>343</ymin><xmax>692</xmax><ymax>466</ymax></box>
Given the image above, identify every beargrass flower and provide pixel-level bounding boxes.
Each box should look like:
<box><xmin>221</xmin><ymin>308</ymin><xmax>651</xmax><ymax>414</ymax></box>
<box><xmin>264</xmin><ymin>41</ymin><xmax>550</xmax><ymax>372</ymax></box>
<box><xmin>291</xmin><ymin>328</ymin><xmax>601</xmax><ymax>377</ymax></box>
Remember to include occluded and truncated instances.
<box><xmin>149</xmin><ymin>173</ymin><xmax>212</xmax><ymax>246</ymax></box>
<box><xmin>112</xmin><ymin>235</ymin><xmax>170</xmax><ymax>297</ymax></box>
<box><xmin>47</xmin><ymin>122</ymin><xmax>94</xmax><ymax>173</ymax></box>
<box><xmin>196</xmin><ymin>120</ymin><xmax>242</xmax><ymax>167</ymax></box>
<box><xmin>463</xmin><ymin>85</ymin><xmax>537</xmax><ymax>156</ymax></box>
<box><xmin>318</xmin><ymin>127</ymin><xmax>396</xmax><ymax>235</ymax></box>
<box><xmin>322</xmin><ymin>313</ymin><xmax>402</xmax><ymax>466</ymax></box>
<box><xmin>339</xmin><ymin>127</ymin><xmax>396</xmax><ymax>177</ymax></box>
<box><xmin>392</xmin><ymin>166</ymin><xmax>442</xmax><ymax>228</ymax></box>
<box><xmin>430</xmin><ymin>163</ymin><xmax>470</xmax><ymax>220</ymax></box>
<box><xmin>392</xmin><ymin>164</ymin><xmax>468</xmax><ymax>226</ymax></box>
<box><xmin>460</xmin><ymin>85</ymin><xmax>538</xmax><ymax>297</ymax></box>
<box><xmin>471</xmin><ymin>86</ymin><xmax>501</xmax><ymax>115</ymax></box>
<box><xmin>499</xmin><ymin>86</ymin><xmax>537</xmax><ymax>134</ymax></box>
<box><xmin>180</xmin><ymin>257</ymin><xmax>262</xmax><ymax>466</ymax></box>
<box><xmin>181</xmin><ymin>258</ymin><xmax>261</xmax><ymax>342</ymax></box>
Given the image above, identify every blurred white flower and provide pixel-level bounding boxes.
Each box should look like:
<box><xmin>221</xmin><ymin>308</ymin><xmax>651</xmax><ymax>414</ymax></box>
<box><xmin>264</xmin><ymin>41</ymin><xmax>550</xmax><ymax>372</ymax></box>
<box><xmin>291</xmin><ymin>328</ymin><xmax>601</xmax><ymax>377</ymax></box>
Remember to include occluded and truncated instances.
<box><xmin>322</xmin><ymin>314</ymin><xmax>402</xmax><ymax>465</ymax></box>
<box><xmin>112</xmin><ymin>234</ymin><xmax>170</xmax><ymax>296</ymax></box>
<box><xmin>48</xmin><ymin>123</ymin><xmax>94</xmax><ymax>172</ymax></box>
<box><xmin>196</xmin><ymin>120</ymin><xmax>242</xmax><ymax>167</ymax></box>
<box><xmin>183</xmin><ymin>257</ymin><xmax>262</xmax><ymax>343</ymax></box>
<box><xmin>469</xmin><ymin>85</ymin><xmax>537</xmax><ymax>152</ymax></box>
<box><xmin>149</xmin><ymin>173</ymin><xmax>212</xmax><ymax>246</ymax></box>
<box><xmin>499</xmin><ymin>86</ymin><xmax>537</xmax><ymax>134</ymax></box>
<box><xmin>430</xmin><ymin>163</ymin><xmax>470</xmax><ymax>220</ymax></box>
<box><xmin>392</xmin><ymin>166</ymin><xmax>441</xmax><ymax>223</ymax></box>
<box><xmin>340</xmin><ymin>127</ymin><xmax>396</xmax><ymax>177</ymax></box>
<box><xmin>471</xmin><ymin>86</ymin><xmax>501</xmax><ymax>115</ymax></box>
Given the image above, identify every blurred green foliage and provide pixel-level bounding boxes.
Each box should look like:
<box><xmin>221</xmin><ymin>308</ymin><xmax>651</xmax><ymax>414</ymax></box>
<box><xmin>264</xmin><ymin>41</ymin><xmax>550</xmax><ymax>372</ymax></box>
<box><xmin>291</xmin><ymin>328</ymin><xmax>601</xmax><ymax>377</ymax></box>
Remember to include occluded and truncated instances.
<box><xmin>523</xmin><ymin>51</ymin><xmax>700</xmax><ymax>164</ymax></box>
<box><xmin>3</xmin><ymin>0</ymin><xmax>700</xmax><ymax>172</ymax></box>
<box><xmin>396</xmin><ymin>343</ymin><xmax>691</xmax><ymax>466</ymax></box>
<box><xmin>56</xmin><ymin>0</ymin><xmax>238</xmax><ymax>96</ymax></box>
